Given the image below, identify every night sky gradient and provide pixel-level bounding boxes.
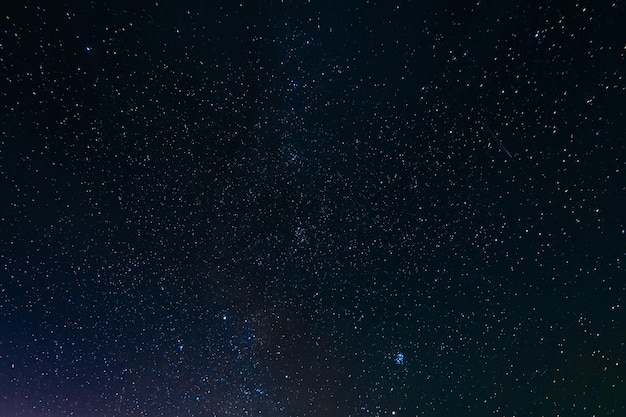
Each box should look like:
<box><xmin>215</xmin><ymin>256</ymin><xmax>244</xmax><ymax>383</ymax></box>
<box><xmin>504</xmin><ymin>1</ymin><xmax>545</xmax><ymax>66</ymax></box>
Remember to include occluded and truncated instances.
<box><xmin>1</xmin><ymin>1</ymin><xmax>625</xmax><ymax>416</ymax></box>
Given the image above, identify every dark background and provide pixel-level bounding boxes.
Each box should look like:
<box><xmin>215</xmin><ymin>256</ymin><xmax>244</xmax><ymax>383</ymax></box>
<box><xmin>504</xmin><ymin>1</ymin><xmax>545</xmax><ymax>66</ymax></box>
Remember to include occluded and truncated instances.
<box><xmin>1</xmin><ymin>1</ymin><xmax>624</xmax><ymax>416</ymax></box>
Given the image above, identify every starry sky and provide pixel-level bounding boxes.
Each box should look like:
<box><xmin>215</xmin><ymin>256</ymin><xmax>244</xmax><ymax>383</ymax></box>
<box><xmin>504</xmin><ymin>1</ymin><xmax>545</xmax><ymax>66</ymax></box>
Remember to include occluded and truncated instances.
<box><xmin>1</xmin><ymin>1</ymin><xmax>625</xmax><ymax>416</ymax></box>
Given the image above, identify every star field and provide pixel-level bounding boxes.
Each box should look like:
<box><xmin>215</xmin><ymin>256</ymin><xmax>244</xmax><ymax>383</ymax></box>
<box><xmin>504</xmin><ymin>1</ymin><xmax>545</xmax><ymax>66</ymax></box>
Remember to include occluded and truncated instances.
<box><xmin>1</xmin><ymin>1</ymin><xmax>625</xmax><ymax>416</ymax></box>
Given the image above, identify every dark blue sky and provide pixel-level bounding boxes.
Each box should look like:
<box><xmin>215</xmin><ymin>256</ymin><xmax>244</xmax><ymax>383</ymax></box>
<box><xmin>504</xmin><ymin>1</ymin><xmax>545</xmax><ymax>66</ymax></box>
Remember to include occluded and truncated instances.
<box><xmin>1</xmin><ymin>1</ymin><xmax>624</xmax><ymax>416</ymax></box>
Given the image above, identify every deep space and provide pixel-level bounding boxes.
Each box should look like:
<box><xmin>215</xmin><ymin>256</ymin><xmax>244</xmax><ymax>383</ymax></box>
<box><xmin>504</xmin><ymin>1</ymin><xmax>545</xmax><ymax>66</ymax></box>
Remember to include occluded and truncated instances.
<box><xmin>1</xmin><ymin>1</ymin><xmax>625</xmax><ymax>416</ymax></box>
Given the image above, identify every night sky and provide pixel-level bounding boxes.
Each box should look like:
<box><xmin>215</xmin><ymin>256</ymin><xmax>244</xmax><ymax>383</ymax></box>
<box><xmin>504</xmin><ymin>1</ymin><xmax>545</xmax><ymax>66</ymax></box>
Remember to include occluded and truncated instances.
<box><xmin>1</xmin><ymin>1</ymin><xmax>625</xmax><ymax>416</ymax></box>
